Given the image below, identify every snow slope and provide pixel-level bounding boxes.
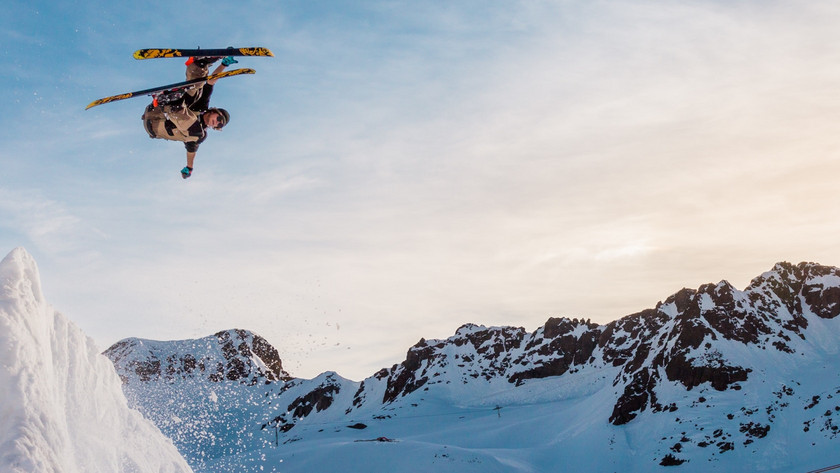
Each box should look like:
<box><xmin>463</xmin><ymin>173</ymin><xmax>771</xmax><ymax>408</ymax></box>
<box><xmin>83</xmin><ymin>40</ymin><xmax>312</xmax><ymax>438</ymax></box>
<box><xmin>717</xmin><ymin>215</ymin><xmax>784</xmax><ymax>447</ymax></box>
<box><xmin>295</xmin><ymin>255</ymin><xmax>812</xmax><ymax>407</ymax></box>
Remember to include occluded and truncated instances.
<box><xmin>108</xmin><ymin>261</ymin><xmax>840</xmax><ymax>472</ymax></box>
<box><xmin>0</xmin><ymin>248</ymin><xmax>192</xmax><ymax>473</ymax></box>
<box><xmin>104</xmin><ymin>330</ymin><xmax>358</xmax><ymax>472</ymax></box>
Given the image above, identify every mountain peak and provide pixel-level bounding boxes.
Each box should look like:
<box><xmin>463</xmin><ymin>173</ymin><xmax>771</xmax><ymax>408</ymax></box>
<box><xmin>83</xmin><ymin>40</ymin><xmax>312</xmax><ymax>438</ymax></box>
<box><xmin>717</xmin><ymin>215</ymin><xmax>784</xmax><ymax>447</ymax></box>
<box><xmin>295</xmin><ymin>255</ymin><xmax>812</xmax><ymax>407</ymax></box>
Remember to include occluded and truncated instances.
<box><xmin>0</xmin><ymin>247</ymin><xmax>44</xmax><ymax>305</ymax></box>
<box><xmin>105</xmin><ymin>328</ymin><xmax>291</xmax><ymax>386</ymax></box>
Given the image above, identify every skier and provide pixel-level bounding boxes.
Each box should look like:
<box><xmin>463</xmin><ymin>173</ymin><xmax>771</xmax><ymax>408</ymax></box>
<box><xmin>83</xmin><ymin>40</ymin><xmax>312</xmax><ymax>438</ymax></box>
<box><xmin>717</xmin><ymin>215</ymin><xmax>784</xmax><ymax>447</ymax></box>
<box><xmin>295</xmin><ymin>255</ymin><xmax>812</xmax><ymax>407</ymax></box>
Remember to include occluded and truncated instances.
<box><xmin>141</xmin><ymin>55</ymin><xmax>237</xmax><ymax>179</ymax></box>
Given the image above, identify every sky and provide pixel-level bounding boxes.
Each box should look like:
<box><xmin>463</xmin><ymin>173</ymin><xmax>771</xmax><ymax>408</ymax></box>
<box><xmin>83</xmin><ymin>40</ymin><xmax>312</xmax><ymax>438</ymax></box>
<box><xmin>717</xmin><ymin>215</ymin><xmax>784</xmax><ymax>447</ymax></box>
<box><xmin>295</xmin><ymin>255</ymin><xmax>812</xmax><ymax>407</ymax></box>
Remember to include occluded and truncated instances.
<box><xmin>3</xmin><ymin>0</ymin><xmax>840</xmax><ymax>380</ymax></box>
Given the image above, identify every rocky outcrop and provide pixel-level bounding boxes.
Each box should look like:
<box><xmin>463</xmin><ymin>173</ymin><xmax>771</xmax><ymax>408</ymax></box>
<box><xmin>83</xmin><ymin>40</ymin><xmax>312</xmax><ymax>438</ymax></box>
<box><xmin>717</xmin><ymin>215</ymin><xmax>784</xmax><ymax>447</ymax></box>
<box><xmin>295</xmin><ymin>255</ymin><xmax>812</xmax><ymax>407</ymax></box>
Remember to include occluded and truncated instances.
<box><xmin>506</xmin><ymin>317</ymin><xmax>600</xmax><ymax>384</ymax></box>
<box><xmin>287</xmin><ymin>373</ymin><xmax>343</xmax><ymax>418</ymax></box>
<box><xmin>104</xmin><ymin>329</ymin><xmax>292</xmax><ymax>386</ymax></box>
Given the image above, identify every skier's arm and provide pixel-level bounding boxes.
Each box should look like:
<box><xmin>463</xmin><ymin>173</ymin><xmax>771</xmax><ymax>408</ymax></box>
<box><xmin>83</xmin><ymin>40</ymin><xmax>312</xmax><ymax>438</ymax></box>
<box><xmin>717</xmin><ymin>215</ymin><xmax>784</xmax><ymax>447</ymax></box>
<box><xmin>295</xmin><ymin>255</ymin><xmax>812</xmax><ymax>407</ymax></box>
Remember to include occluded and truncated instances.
<box><xmin>197</xmin><ymin>63</ymin><xmax>228</xmax><ymax>107</ymax></box>
<box><xmin>182</xmin><ymin>136</ymin><xmax>201</xmax><ymax>177</ymax></box>
<box><xmin>207</xmin><ymin>63</ymin><xmax>226</xmax><ymax>85</ymax></box>
<box><xmin>184</xmin><ymin>140</ymin><xmax>200</xmax><ymax>169</ymax></box>
<box><xmin>207</xmin><ymin>57</ymin><xmax>237</xmax><ymax>85</ymax></box>
<box><xmin>181</xmin><ymin>146</ymin><xmax>197</xmax><ymax>178</ymax></box>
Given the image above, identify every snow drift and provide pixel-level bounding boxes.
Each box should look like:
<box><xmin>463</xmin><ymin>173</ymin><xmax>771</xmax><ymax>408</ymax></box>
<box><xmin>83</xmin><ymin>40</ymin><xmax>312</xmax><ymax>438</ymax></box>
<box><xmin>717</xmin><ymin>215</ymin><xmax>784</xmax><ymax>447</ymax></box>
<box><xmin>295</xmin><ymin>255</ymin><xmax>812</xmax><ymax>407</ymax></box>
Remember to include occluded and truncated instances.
<box><xmin>0</xmin><ymin>247</ymin><xmax>192</xmax><ymax>473</ymax></box>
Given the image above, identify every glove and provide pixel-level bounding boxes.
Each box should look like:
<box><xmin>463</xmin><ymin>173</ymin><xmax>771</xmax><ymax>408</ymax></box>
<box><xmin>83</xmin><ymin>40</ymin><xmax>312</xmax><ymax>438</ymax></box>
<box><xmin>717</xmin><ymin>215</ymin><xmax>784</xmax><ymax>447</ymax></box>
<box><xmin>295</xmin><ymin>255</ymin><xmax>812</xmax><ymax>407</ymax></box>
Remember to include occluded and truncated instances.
<box><xmin>222</xmin><ymin>56</ymin><xmax>238</xmax><ymax>66</ymax></box>
<box><xmin>181</xmin><ymin>166</ymin><xmax>193</xmax><ymax>179</ymax></box>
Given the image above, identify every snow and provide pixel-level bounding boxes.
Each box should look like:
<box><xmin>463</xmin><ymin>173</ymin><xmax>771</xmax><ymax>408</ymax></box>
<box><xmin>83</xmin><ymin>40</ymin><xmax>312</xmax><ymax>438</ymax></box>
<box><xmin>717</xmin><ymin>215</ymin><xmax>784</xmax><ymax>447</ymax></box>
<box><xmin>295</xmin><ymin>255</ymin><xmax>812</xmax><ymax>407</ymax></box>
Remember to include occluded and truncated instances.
<box><xmin>5</xmin><ymin>247</ymin><xmax>840</xmax><ymax>473</ymax></box>
<box><xmin>119</xmin><ymin>263</ymin><xmax>840</xmax><ymax>473</ymax></box>
<box><xmin>117</xmin><ymin>328</ymin><xmax>840</xmax><ymax>473</ymax></box>
<box><xmin>0</xmin><ymin>248</ymin><xmax>192</xmax><ymax>473</ymax></box>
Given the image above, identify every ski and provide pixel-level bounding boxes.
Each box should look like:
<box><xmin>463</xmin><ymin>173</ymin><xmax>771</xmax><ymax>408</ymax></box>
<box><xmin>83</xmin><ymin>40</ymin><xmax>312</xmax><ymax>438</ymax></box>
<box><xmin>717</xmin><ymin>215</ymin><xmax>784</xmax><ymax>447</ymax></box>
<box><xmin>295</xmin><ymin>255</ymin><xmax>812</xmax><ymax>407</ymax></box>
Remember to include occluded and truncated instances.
<box><xmin>133</xmin><ymin>47</ymin><xmax>274</xmax><ymax>60</ymax></box>
<box><xmin>85</xmin><ymin>68</ymin><xmax>255</xmax><ymax>109</ymax></box>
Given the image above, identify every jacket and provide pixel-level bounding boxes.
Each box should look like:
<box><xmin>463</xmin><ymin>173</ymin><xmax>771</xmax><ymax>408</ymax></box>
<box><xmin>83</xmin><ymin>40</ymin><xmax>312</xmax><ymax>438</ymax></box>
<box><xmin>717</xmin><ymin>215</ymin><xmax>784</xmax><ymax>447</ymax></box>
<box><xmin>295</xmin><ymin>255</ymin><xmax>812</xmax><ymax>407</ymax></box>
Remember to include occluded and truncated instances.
<box><xmin>140</xmin><ymin>61</ymin><xmax>213</xmax><ymax>152</ymax></box>
<box><xmin>142</xmin><ymin>103</ymin><xmax>207</xmax><ymax>153</ymax></box>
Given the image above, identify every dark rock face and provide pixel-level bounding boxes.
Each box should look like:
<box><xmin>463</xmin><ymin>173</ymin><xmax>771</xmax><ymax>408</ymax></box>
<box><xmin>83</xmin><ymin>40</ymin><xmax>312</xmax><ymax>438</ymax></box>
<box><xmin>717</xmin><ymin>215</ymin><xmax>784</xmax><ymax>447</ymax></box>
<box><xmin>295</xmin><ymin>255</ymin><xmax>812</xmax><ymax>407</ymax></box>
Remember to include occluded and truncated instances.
<box><xmin>663</xmin><ymin>352</ymin><xmax>750</xmax><ymax>392</ymax></box>
<box><xmin>660</xmin><ymin>453</ymin><xmax>687</xmax><ymax>466</ymax></box>
<box><xmin>382</xmin><ymin>325</ymin><xmax>530</xmax><ymax>403</ymax></box>
<box><xmin>510</xmin><ymin>318</ymin><xmax>600</xmax><ymax>385</ymax></box>
<box><xmin>600</xmin><ymin>308</ymin><xmax>670</xmax><ymax>369</ymax></box>
<box><xmin>251</xmin><ymin>333</ymin><xmax>288</xmax><ymax>380</ymax></box>
<box><xmin>287</xmin><ymin>375</ymin><xmax>342</xmax><ymax>419</ymax></box>
<box><xmin>610</xmin><ymin>368</ymin><xmax>661</xmax><ymax>425</ymax></box>
<box><xmin>382</xmin><ymin>339</ymin><xmax>433</xmax><ymax>404</ymax></box>
<box><xmin>215</xmin><ymin>329</ymin><xmax>291</xmax><ymax>383</ymax></box>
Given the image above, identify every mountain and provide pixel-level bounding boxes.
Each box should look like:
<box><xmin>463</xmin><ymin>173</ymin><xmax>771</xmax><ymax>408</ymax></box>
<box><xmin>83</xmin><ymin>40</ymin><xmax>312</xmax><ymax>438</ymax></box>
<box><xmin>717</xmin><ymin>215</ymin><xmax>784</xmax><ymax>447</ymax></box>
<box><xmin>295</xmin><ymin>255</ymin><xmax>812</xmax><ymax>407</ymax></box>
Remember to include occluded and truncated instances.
<box><xmin>101</xmin><ymin>329</ymin><xmax>353</xmax><ymax>472</ymax></box>
<box><xmin>0</xmin><ymin>248</ymin><xmax>192</xmax><ymax>473</ymax></box>
<box><xmin>106</xmin><ymin>261</ymin><xmax>840</xmax><ymax>473</ymax></box>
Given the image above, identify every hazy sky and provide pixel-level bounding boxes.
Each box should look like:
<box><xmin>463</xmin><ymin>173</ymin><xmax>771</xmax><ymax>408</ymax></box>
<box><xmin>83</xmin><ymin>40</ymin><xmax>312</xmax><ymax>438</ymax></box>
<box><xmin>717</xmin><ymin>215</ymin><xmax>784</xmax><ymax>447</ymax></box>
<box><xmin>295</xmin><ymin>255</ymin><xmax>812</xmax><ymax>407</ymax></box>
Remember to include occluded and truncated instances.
<box><xmin>3</xmin><ymin>0</ymin><xmax>840</xmax><ymax>380</ymax></box>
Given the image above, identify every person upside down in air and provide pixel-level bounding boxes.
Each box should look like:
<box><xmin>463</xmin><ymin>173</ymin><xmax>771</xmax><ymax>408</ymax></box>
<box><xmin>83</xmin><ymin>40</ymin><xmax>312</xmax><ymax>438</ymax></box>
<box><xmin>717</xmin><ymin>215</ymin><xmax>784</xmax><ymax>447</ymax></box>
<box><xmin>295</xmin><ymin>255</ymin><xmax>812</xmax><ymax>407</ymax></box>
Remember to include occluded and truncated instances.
<box><xmin>141</xmin><ymin>55</ymin><xmax>237</xmax><ymax>179</ymax></box>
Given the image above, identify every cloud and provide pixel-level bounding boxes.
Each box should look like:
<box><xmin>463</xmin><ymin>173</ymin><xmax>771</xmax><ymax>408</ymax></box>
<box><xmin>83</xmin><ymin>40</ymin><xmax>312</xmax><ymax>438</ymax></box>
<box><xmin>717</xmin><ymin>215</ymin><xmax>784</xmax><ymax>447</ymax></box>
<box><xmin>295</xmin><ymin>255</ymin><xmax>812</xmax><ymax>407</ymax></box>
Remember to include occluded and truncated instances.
<box><xmin>6</xmin><ymin>0</ymin><xmax>840</xmax><ymax>380</ymax></box>
<box><xmin>0</xmin><ymin>187</ymin><xmax>106</xmax><ymax>257</ymax></box>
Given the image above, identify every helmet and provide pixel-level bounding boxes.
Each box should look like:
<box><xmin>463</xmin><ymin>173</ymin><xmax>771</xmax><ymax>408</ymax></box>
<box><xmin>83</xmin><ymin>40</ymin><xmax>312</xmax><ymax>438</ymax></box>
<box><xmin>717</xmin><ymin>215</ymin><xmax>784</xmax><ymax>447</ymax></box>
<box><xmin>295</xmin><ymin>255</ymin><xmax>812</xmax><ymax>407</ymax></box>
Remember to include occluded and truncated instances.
<box><xmin>208</xmin><ymin>107</ymin><xmax>230</xmax><ymax>129</ymax></box>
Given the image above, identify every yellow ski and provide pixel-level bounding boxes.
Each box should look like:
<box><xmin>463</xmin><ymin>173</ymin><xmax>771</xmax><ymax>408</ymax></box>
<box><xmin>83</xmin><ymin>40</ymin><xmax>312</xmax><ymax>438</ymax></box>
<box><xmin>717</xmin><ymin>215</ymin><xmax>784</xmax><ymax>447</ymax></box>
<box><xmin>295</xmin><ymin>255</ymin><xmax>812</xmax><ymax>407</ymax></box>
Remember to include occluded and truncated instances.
<box><xmin>86</xmin><ymin>68</ymin><xmax>255</xmax><ymax>110</ymax></box>
<box><xmin>133</xmin><ymin>47</ymin><xmax>273</xmax><ymax>60</ymax></box>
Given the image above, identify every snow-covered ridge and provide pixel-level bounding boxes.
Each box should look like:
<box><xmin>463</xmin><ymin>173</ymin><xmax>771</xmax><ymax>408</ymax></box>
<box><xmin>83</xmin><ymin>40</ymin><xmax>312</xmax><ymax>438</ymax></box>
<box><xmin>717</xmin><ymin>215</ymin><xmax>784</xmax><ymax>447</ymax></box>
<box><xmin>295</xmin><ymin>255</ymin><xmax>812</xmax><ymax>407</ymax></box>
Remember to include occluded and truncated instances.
<box><xmin>0</xmin><ymin>248</ymin><xmax>192</xmax><ymax>473</ymax></box>
<box><xmin>106</xmin><ymin>260</ymin><xmax>840</xmax><ymax>472</ymax></box>
<box><xmin>370</xmin><ymin>262</ymin><xmax>840</xmax><ymax>422</ymax></box>
<box><xmin>104</xmin><ymin>328</ymin><xmax>291</xmax><ymax>385</ymax></box>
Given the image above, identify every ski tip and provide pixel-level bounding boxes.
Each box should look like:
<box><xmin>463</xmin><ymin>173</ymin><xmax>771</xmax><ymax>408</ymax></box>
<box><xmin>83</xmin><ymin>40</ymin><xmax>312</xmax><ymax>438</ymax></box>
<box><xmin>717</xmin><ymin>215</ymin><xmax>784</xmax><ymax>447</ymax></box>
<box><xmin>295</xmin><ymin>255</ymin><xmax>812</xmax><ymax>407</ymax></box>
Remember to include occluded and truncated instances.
<box><xmin>133</xmin><ymin>47</ymin><xmax>274</xmax><ymax>59</ymax></box>
<box><xmin>85</xmin><ymin>101</ymin><xmax>98</xmax><ymax>110</ymax></box>
<box><xmin>132</xmin><ymin>49</ymin><xmax>169</xmax><ymax>60</ymax></box>
<box><xmin>233</xmin><ymin>47</ymin><xmax>274</xmax><ymax>57</ymax></box>
<box><xmin>133</xmin><ymin>49</ymin><xmax>185</xmax><ymax>60</ymax></box>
